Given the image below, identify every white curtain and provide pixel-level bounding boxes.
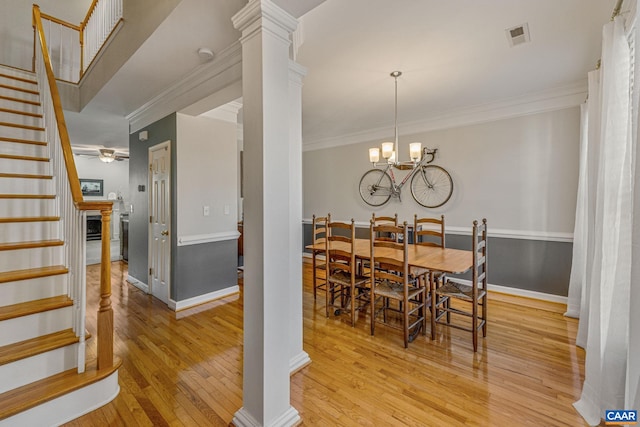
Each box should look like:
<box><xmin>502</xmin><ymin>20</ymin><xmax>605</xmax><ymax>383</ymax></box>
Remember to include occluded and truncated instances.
<box><xmin>565</xmin><ymin>102</ymin><xmax>589</xmax><ymax>319</ymax></box>
<box><xmin>568</xmin><ymin>12</ymin><xmax>638</xmax><ymax>425</ymax></box>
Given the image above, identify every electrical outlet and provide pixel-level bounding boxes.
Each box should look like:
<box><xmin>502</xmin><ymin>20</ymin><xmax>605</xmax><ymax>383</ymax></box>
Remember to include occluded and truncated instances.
<box><xmin>203</xmin><ymin>206</ymin><xmax>210</xmax><ymax>216</ymax></box>
<box><xmin>224</xmin><ymin>204</ymin><xmax>230</xmax><ymax>215</ymax></box>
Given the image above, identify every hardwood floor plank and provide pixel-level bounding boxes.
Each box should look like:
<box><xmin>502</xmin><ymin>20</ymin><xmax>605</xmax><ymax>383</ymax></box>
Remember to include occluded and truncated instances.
<box><xmin>65</xmin><ymin>261</ymin><xmax>587</xmax><ymax>426</ymax></box>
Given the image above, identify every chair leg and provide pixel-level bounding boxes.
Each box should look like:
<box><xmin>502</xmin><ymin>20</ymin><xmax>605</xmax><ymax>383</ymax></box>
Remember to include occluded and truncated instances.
<box><xmin>472</xmin><ymin>301</ymin><xmax>478</xmax><ymax>352</ymax></box>
<box><xmin>482</xmin><ymin>293</ymin><xmax>487</xmax><ymax>337</ymax></box>
<box><xmin>325</xmin><ymin>279</ymin><xmax>331</xmax><ymax>318</ymax></box>
<box><xmin>403</xmin><ymin>298</ymin><xmax>409</xmax><ymax>348</ymax></box>
<box><xmin>312</xmin><ymin>253</ymin><xmax>318</xmax><ymax>300</ymax></box>
<box><xmin>350</xmin><ymin>284</ymin><xmax>356</xmax><ymax>327</ymax></box>
<box><xmin>430</xmin><ymin>273</ymin><xmax>437</xmax><ymax>340</ymax></box>
<box><xmin>370</xmin><ymin>290</ymin><xmax>376</xmax><ymax>336</ymax></box>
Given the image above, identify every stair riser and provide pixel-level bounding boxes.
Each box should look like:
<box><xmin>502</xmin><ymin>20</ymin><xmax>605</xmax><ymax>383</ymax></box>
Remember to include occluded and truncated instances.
<box><xmin>0</xmin><ymin>246</ymin><xmax>64</xmax><ymax>274</ymax></box>
<box><xmin>0</xmin><ymin>178</ymin><xmax>53</xmax><ymax>194</ymax></box>
<box><xmin>0</xmin><ymin>199</ymin><xmax>56</xmax><ymax>217</ymax></box>
<box><xmin>0</xmin><ymin>99</ymin><xmax>41</xmax><ymax>116</ymax></box>
<box><xmin>0</xmin><ymin>126</ymin><xmax>45</xmax><ymax>141</ymax></box>
<box><xmin>0</xmin><ymin>222</ymin><xmax>60</xmax><ymax>243</ymax></box>
<box><xmin>0</xmin><ymin>306</ymin><xmax>72</xmax><ymax>347</ymax></box>
<box><xmin>0</xmin><ymin>344</ymin><xmax>78</xmax><ymax>394</ymax></box>
<box><xmin>0</xmin><ymin>112</ymin><xmax>43</xmax><ymax>128</ymax></box>
<box><xmin>0</xmin><ymin>275</ymin><xmax>67</xmax><ymax>306</ymax></box>
<box><xmin>0</xmin><ymin>141</ymin><xmax>48</xmax><ymax>157</ymax></box>
<box><xmin>0</xmin><ymin>66</ymin><xmax>36</xmax><ymax>81</ymax></box>
<box><xmin>0</xmin><ymin>75</ymin><xmax>38</xmax><ymax>91</ymax></box>
<box><xmin>0</xmin><ymin>87</ymin><xmax>39</xmax><ymax>103</ymax></box>
<box><xmin>0</xmin><ymin>158</ymin><xmax>50</xmax><ymax>175</ymax></box>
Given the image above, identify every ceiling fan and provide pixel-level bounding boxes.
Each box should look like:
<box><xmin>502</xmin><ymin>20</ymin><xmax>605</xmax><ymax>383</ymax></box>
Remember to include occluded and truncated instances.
<box><xmin>98</xmin><ymin>148</ymin><xmax>129</xmax><ymax>163</ymax></box>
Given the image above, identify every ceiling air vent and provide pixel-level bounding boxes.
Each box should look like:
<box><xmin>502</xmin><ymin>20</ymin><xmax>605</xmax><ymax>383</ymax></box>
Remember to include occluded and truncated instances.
<box><xmin>506</xmin><ymin>23</ymin><xmax>530</xmax><ymax>47</ymax></box>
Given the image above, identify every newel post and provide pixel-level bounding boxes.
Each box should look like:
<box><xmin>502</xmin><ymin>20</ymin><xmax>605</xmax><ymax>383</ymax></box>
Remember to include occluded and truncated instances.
<box><xmin>97</xmin><ymin>207</ymin><xmax>113</xmax><ymax>370</ymax></box>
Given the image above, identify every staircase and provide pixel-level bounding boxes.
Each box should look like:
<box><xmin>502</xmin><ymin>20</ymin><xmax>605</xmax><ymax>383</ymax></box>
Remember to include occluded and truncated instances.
<box><xmin>0</xmin><ymin>65</ymin><xmax>120</xmax><ymax>426</ymax></box>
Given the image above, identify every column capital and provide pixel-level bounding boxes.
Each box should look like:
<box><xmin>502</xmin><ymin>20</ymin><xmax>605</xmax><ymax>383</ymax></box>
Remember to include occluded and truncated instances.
<box><xmin>232</xmin><ymin>0</ymin><xmax>298</xmax><ymax>44</ymax></box>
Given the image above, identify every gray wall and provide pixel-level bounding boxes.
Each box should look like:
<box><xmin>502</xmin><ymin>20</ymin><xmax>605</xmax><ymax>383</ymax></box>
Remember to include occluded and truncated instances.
<box><xmin>128</xmin><ymin>112</ymin><xmax>238</xmax><ymax>303</ymax></box>
<box><xmin>303</xmin><ymin>223</ymin><xmax>572</xmax><ymax>296</ymax></box>
<box><xmin>128</xmin><ymin>113</ymin><xmax>177</xmax><ymax>290</ymax></box>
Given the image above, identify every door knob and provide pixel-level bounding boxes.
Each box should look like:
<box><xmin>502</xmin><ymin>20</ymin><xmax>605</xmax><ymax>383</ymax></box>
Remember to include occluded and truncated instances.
<box><xmin>161</xmin><ymin>230</ymin><xmax>169</xmax><ymax>236</ymax></box>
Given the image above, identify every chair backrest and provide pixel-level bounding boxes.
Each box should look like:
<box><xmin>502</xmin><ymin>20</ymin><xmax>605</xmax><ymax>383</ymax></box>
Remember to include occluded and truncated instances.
<box><xmin>413</xmin><ymin>214</ymin><xmax>445</xmax><ymax>248</ymax></box>
<box><xmin>371</xmin><ymin>213</ymin><xmax>399</xmax><ymax>242</ymax></box>
<box><xmin>370</xmin><ymin>220</ymin><xmax>409</xmax><ymax>287</ymax></box>
<box><xmin>325</xmin><ymin>219</ymin><xmax>356</xmax><ymax>276</ymax></box>
<box><xmin>312</xmin><ymin>214</ymin><xmax>330</xmax><ymax>247</ymax></box>
<box><xmin>472</xmin><ymin>218</ymin><xmax>488</xmax><ymax>292</ymax></box>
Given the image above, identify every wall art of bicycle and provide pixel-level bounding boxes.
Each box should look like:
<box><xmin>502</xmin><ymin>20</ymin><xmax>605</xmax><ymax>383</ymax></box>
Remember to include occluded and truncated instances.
<box><xmin>358</xmin><ymin>148</ymin><xmax>453</xmax><ymax>208</ymax></box>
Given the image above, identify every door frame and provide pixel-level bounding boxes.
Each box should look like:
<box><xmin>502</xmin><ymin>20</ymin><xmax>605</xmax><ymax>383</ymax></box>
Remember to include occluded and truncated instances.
<box><xmin>148</xmin><ymin>140</ymin><xmax>171</xmax><ymax>303</ymax></box>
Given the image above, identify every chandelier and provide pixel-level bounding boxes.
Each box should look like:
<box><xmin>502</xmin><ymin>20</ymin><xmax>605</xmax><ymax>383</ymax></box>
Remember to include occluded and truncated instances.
<box><xmin>368</xmin><ymin>71</ymin><xmax>422</xmax><ymax>169</ymax></box>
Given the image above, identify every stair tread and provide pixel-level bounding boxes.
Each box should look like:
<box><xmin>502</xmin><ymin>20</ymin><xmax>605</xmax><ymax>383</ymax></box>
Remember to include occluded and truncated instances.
<box><xmin>0</xmin><ymin>95</ymin><xmax>41</xmax><ymax>107</ymax></box>
<box><xmin>0</xmin><ymin>154</ymin><xmax>49</xmax><ymax>162</ymax></box>
<box><xmin>0</xmin><ymin>73</ymin><xmax>38</xmax><ymax>86</ymax></box>
<box><xmin>0</xmin><ymin>173</ymin><xmax>52</xmax><ymax>179</ymax></box>
<box><xmin>0</xmin><ymin>216</ymin><xmax>59</xmax><ymax>223</ymax></box>
<box><xmin>0</xmin><ymin>295</ymin><xmax>73</xmax><ymax>321</ymax></box>
<box><xmin>0</xmin><ymin>265</ymin><xmax>68</xmax><ymax>284</ymax></box>
<box><xmin>0</xmin><ymin>84</ymin><xmax>39</xmax><ymax>96</ymax></box>
<box><xmin>0</xmin><ymin>240</ymin><xmax>64</xmax><ymax>251</ymax></box>
<box><xmin>0</xmin><ymin>107</ymin><xmax>42</xmax><ymax>118</ymax></box>
<box><xmin>0</xmin><ymin>121</ymin><xmax>44</xmax><ymax>131</ymax></box>
<box><xmin>0</xmin><ymin>136</ymin><xmax>46</xmax><ymax>146</ymax></box>
<box><xmin>0</xmin><ymin>194</ymin><xmax>54</xmax><ymax>199</ymax></box>
<box><xmin>0</xmin><ymin>357</ymin><xmax>121</xmax><ymax>420</ymax></box>
<box><xmin>0</xmin><ymin>329</ymin><xmax>78</xmax><ymax>366</ymax></box>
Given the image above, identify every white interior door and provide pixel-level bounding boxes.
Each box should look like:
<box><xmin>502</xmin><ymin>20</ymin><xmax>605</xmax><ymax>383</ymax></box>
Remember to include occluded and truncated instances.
<box><xmin>148</xmin><ymin>141</ymin><xmax>171</xmax><ymax>304</ymax></box>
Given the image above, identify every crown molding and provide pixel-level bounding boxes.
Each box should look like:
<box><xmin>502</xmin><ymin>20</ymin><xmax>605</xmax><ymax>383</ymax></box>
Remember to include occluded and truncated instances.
<box><xmin>303</xmin><ymin>79</ymin><xmax>587</xmax><ymax>152</ymax></box>
<box><xmin>127</xmin><ymin>41</ymin><xmax>243</xmax><ymax>133</ymax></box>
<box><xmin>199</xmin><ymin>99</ymin><xmax>243</xmax><ymax>123</ymax></box>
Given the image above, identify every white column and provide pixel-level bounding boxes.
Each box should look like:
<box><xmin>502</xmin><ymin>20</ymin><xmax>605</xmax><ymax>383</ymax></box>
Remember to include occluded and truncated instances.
<box><xmin>288</xmin><ymin>60</ymin><xmax>310</xmax><ymax>374</ymax></box>
<box><xmin>232</xmin><ymin>1</ymin><xmax>300</xmax><ymax>426</ymax></box>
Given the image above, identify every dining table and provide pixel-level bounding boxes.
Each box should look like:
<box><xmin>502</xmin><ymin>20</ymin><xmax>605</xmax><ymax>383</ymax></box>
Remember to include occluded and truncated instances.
<box><xmin>306</xmin><ymin>238</ymin><xmax>474</xmax><ymax>339</ymax></box>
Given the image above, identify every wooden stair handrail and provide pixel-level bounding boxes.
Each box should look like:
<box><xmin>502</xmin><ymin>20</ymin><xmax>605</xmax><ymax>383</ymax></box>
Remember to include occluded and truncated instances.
<box><xmin>33</xmin><ymin>5</ymin><xmax>115</xmax><ymax>371</ymax></box>
<box><xmin>32</xmin><ymin>5</ymin><xmax>84</xmax><ymax>204</ymax></box>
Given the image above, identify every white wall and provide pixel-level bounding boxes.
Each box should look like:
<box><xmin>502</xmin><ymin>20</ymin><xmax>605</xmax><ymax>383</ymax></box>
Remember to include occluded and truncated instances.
<box><xmin>74</xmin><ymin>154</ymin><xmax>130</xmax><ymax>206</ymax></box>
<box><xmin>176</xmin><ymin>113</ymin><xmax>238</xmax><ymax>240</ymax></box>
<box><xmin>303</xmin><ymin>107</ymin><xmax>580</xmax><ymax>235</ymax></box>
<box><xmin>0</xmin><ymin>0</ymin><xmax>92</xmax><ymax>70</ymax></box>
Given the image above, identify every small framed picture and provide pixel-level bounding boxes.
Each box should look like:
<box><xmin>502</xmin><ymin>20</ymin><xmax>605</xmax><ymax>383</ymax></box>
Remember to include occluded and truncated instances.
<box><xmin>80</xmin><ymin>178</ymin><xmax>104</xmax><ymax>197</ymax></box>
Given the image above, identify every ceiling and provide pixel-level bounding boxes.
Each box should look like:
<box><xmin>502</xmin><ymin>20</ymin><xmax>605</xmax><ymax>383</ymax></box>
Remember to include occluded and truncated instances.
<box><xmin>61</xmin><ymin>0</ymin><xmax>616</xmax><ymax>153</ymax></box>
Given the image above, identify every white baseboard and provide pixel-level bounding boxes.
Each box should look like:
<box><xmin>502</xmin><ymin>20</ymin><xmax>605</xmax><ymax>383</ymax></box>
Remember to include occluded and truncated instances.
<box><xmin>289</xmin><ymin>351</ymin><xmax>311</xmax><ymax>375</ymax></box>
<box><xmin>168</xmin><ymin>285</ymin><xmax>240</xmax><ymax>311</ymax></box>
<box><xmin>127</xmin><ymin>275</ymin><xmax>149</xmax><ymax>294</ymax></box>
<box><xmin>233</xmin><ymin>406</ymin><xmax>300</xmax><ymax>427</ymax></box>
<box><xmin>449</xmin><ymin>277</ymin><xmax>568</xmax><ymax>304</ymax></box>
<box><xmin>487</xmin><ymin>283</ymin><xmax>568</xmax><ymax>304</ymax></box>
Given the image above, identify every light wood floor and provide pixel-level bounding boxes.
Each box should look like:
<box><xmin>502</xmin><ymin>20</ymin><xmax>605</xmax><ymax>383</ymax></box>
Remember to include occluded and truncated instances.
<box><xmin>65</xmin><ymin>261</ymin><xmax>587</xmax><ymax>426</ymax></box>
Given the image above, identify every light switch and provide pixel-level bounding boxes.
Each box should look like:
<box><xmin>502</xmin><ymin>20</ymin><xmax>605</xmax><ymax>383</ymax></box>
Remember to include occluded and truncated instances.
<box><xmin>203</xmin><ymin>206</ymin><xmax>210</xmax><ymax>216</ymax></box>
<box><xmin>224</xmin><ymin>204</ymin><xmax>230</xmax><ymax>215</ymax></box>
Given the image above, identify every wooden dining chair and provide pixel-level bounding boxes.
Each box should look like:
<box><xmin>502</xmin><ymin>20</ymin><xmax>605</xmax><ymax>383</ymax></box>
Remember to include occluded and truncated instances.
<box><xmin>411</xmin><ymin>214</ymin><xmax>446</xmax><ymax>290</ymax></box>
<box><xmin>433</xmin><ymin>218</ymin><xmax>487</xmax><ymax>352</ymax></box>
<box><xmin>371</xmin><ymin>213</ymin><xmax>399</xmax><ymax>242</ymax></box>
<box><xmin>311</xmin><ymin>214</ymin><xmax>330</xmax><ymax>300</ymax></box>
<box><xmin>370</xmin><ymin>221</ymin><xmax>426</xmax><ymax>348</ymax></box>
<box><xmin>325</xmin><ymin>219</ymin><xmax>370</xmax><ymax>326</ymax></box>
